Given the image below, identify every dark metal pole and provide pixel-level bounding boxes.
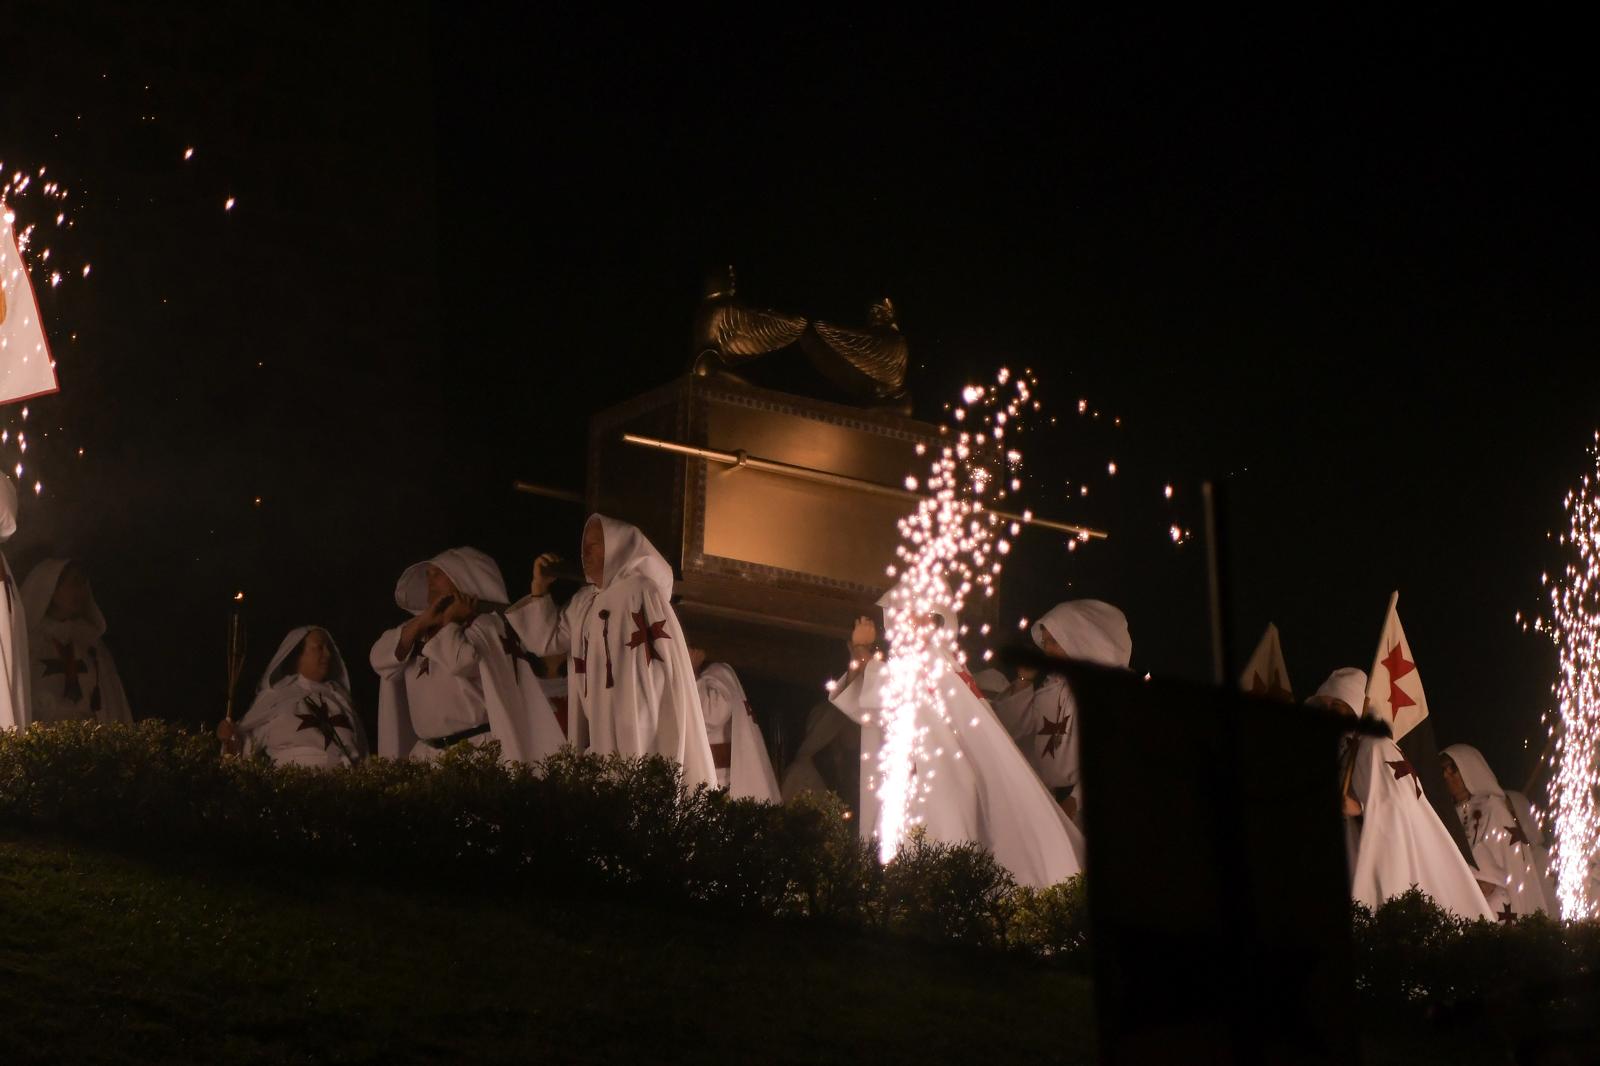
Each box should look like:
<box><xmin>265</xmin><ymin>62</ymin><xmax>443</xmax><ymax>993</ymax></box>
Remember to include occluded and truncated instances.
<box><xmin>1202</xmin><ymin>480</ymin><xmax>1234</xmax><ymax>686</ymax></box>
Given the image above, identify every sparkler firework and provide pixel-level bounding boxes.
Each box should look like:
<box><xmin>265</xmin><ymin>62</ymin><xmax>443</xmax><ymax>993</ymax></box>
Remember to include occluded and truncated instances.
<box><xmin>1544</xmin><ymin>433</ymin><xmax>1600</xmax><ymax>920</ymax></box>
<box><xmin>870</xmin><ymin>368</ymin><xmax>1038</xmax><ymax>862</ymax></box>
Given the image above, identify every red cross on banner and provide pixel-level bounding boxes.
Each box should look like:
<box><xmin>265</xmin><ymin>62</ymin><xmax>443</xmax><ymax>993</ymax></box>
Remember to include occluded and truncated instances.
<box><xmin>1365</xmin><ymin>592</ymin><xmax>1429</xmax><ymax>742</ymax></box>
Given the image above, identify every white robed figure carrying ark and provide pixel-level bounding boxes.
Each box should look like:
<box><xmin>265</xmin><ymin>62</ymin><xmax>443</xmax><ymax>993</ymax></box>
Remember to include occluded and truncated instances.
<box><xmin>509</xmin><ymin>514</ymin><xmax>718</xmax><ymax>791</ymax></box>
<box><xmin>372</xmin><ymin>547</ymin><xmax>564</xmax><ymax>764</ymax></box>
<box><xmin>829</xmin><ymin>578</ymin><xmax>1085</xmax><ymax>889</ymax></box>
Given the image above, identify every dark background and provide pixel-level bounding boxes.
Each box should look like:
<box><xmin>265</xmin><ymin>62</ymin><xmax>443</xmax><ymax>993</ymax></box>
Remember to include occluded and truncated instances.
<box><xmin>3</xmin><ymin>6</ymin><xmax>1593</xmax><ymax>787</ymax></box>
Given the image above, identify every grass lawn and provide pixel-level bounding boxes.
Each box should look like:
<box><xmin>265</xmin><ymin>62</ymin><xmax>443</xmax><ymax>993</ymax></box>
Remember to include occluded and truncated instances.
<box><xmin>0</xmin><ymin>834</ymin><xmax>1096</xmax><ymax>1064</ymax></box>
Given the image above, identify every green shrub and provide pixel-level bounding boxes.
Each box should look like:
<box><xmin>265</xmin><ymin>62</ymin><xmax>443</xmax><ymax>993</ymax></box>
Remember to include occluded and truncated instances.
<box><xmin>881</xmin><ymin>831</ymin><xmax>1018</xmax><ymax>949</ymax></box>
<box><xmin>1009</xmin><ymin>876</ymin><xmax>1091</xmax><ymax>966</ymax></box>
<box><xmin>0</xmin><ymin>723</ymin><xmax>1051</xmax><ymax>957</ymax></box>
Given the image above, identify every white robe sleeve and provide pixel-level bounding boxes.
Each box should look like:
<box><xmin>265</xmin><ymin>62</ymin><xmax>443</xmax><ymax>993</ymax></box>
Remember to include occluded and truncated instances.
<box><xmin>827</xmin><ymin>660</ymin><xmax>886</xmax><ymax>725</ymax></box>
<box><xmin>829</xmin><ymin>661</ymin><xmax>886</xmax><ymax>840</ymax></box>
<box><xmin>505</xmin><ymin>594</ymin><xmax>570</xmax><ymax>657</ymax></box>
<box><xmin>639</xmin><ymin>584</ymin><xmax>718</xmax><ymax>790</ymax></box>
<box><xmin>990</xmin><ymin>683</ymin><xmax>1041</xmax><ymax>746</ymax></box>
<box><xmin>421</xmin><ymin>620</ymin><xmax>483</xmax><ymax>679</ymax></box>
<box><xmin>371</xmin><ymin>624</ymin><xmax>417</xmax><ymax>759</ymax></box>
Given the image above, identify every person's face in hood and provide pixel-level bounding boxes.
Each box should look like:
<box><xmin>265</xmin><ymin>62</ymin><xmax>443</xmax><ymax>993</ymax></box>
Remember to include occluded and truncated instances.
<box><xmin>425</xmin><ymin>565</ymin><xmax>460</xmax><ymax>606</ymax></box>
<box><xmin>296</xmin><ymin>629</ymin><xmax>334</xmax><ymax>684</ymax></box>
<box><xmin>50</xmin><ymin>565</ymin><xmax>91</xmax><ymax>621</ymax></box>
<box><xmin>1439</xmin><ymin>755</ymin><xmax>1470</xmax><ymax>803</ymax></box>
<box><xmin>1037</xmin><ymin>627</ymin><xmax>1065</xmax><ymax>657</ymax></box>
<box><xmin>581</xmin><ymin>521</ymin><xmax>605</xmax><ymax>587</ymax></box>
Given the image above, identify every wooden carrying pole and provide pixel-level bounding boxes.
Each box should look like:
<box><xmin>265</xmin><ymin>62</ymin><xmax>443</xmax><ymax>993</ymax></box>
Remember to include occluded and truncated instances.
<box><xmin>617</xmin><ymin>432</ymin><xmax>1109</xmax><ymax>541</ymax></box>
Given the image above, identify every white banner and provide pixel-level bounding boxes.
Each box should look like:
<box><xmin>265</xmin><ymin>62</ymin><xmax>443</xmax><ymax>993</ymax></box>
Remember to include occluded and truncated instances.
<box><xmin>0</xmin><ymin>211</ymin><xmax>60</xmax><ymax>406</ymax></box>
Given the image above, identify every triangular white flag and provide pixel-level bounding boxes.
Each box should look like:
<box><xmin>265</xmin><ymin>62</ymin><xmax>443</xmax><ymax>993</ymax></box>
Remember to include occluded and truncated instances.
<box><xmin>0</xmin><ymin>210</ymin><xmax>60</xmax><ymax>407</ymax></box>
<box><xmin>1239</xmin><ymin>622</ymin><xmax>1293</xmax><ymax>702</ymax></box>
<box><xmin>1365</xmin><ymin>591</ymin><xmax>1428</xmax><ymax>741</ymax></box>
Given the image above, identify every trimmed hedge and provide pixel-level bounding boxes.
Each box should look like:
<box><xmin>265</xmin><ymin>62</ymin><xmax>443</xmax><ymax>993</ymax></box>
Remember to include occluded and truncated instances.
<box><xmin>0</xmin><ymin>722</ymin><xmax>1055</xmax><ymax>955</ymax></box>
<box><xmin>1</xmin><ymin>720</ymin><xmax>1595</xmax><ymax>1017</ymax></box>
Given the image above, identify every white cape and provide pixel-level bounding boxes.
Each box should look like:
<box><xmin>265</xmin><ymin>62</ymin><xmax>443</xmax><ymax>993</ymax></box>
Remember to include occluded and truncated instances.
<box><xmin>831</xmin><ymin>652</ymin><xmax>1085</xmax><ymax>889</ymax></box>
<box><xmin>238</xmin><ymin>626</ymin><xmax>368</xmax><ymax>768</ymax></box>
<box><xmin>697</xmin><ymin>662</ymin><xmax>781</xmax><ymax>803</ymax></box>
<box><xmin>1346</xmin><ymin>733</ymin><xmax>1495</xmax><ymax>921</ymax></box>
<box><xmin>371</xmin><ymin>547</ymin><xmax>564</xmax><ymax>764</ymax></box>
<box><xmin>21</xmin><ymin>558</ymin><xmax>132</xmax><ymax>725</ymax></box>
<box><xmin>507</xmin><ymin>514</ymin><xmax>716</xmax><ymax>790</ymax></box>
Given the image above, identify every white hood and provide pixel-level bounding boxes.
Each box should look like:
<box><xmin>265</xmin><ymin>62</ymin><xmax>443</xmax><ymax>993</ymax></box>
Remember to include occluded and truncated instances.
<box><xmin>394</xmin><ymin>547</ymin><xmax>510</xmax><ymax>614</ymax></box>
<box><xmin>21</xmin><ymin>558</ymin><xmax>108</xmax><ymax>638</ymax></box>
<box><xmin>1441</xmin><ymin>743</ymin><xmax>1505</xmax><ymax>799</ymax></box>
<box><xmin>586</xmin><ymin>513</ymin><xmax>674</xmax><ymax>598</ymax></box>
<box><xmin>1032</xmin><ymin>600</ymin><xmax>1131</xmax><ymax>667</ymax></box>
<box><xmin>258</xmin><ymin>625</ymin><xmax>351</xmax><ymax>695</ymax></box>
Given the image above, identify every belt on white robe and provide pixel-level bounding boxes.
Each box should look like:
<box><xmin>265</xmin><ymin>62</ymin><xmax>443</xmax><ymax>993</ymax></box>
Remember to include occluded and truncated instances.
<box><xmin>421</xmin><ymin>722</ymin><xmax>491</xmax><ymax>750</ymax></box>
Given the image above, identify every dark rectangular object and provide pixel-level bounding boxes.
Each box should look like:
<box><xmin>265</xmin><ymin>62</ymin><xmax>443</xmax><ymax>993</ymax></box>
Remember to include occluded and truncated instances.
<box><xmin>1066</xmin><ymin>663</ymin><xmax>1358</xmax><ymax>1066</ymax></box>
<box><xmin>588</xmin><ymin>375</ymin><xmax>970</xmax><ymax>685</ymax></box>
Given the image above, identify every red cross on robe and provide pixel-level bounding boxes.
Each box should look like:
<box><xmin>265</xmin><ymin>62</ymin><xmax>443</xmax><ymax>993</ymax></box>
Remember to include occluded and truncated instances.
<box><xmin>1387</xmin><ymin>757</ymin><xmax>1422</xmax><ymax>799</ymax></box>
<box><xmin>41</xmin><ymin>639</ymin><xmax>87</xmax><ymax>703</ymax></box>
<box><xmin>1038</xmin><ymin>713</ymin><xmax>1070</xmax><ymax>759</ymax></box>
<box><xmin>294</xmin><ymin>695</ymin><xmax>355</xmax><ymax>752</ymax></box>
<box><xmin>625</xmin><ymin>606</ymin><xmax>670</xmax><ymax>664</ymax></box>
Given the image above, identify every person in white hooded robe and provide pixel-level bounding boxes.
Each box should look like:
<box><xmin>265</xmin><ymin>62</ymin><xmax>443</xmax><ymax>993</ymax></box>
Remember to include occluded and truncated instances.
<box><xmin>687</xmin><ymin>643</ymin><xmax>782</xmax><ymax>802</ymax></box>
<box><xmin>1315</xmin><ymin>668</ymin><xmax>1495</xmax><ymax>921</ymax></box>
<box><xmin>992</xmin><ymin>600</ymin><xmax>1131</xmax><ymax>821</ymax></box>
<box><xmin>370</xmin><ymin>547</ymin><xmax>563</xmax><ymax>764</ymax></box>
<box><xmin>0</xmin><ymin>475</ymin><xmax>27</xmax><ymax>731</ymax></box>
<box><xmin>779</xmin><ymin>699</ymin><xmax>861</xmax><ymax>809</ymax></box>
<box><xmin>826</xmin><ymin>579</ymin><xmax>1086</xmax><ymax>889</ymax></box>
<box><xmin>509</xmin><ymin>515</ymin><xmax>717</xmax><ymax>790</ymax></box>
<box><xmin>234</xmin><ymin>626</ymin><xmax>368</xmax><ymax>768</ymax></box>
<box><xmin>1440</xmin><ymin>743</ymin><xmax>1559</xmax><ymax>919</ymax></box>
<box><xmin>22</xmin><ymin>558</ymin><xmax>132</xmax><ymax>725</ymax></box>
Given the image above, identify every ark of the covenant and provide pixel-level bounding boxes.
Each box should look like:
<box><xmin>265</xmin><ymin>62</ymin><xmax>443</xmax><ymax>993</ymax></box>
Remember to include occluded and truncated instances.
<box><xmin>517</xmin><ymin>268</ymin><xmax>1097</xmax><ymax>784</ymax></box>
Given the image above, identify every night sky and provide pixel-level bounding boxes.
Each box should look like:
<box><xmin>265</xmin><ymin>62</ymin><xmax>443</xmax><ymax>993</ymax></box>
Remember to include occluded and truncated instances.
<box><xmin>6</xmin><ymin>7</ymin><xmax>1595</xmax><ymax>786</ymax></box>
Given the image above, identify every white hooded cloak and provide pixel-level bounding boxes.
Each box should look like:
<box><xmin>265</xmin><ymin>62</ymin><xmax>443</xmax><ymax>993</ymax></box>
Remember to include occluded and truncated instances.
<box><xmin>21</xmin><ymin>558</ymin><xmax>132</xmax><ymax>726</ymax></box>
<box><xmin>238</xmin><ymin>626</ymin><xmax>368</xmax><ymax>768</ymax></box>
<box><xmin>827</xmin><ymin>581</ymin><xmax>1086</xmax><ymax>888</ymax></box>
<box><xmin>992</xmin><ymin>600</ymin><xmax>1132</xmax><ymax>807</ymax></box>
<box><xmin>370</xmin><ymin>547</ymin><xmax>564</xmax><ymax>764</ymax></box>
<box><xmin>1322</xmin><ymin>671</ymin><xmax>1495</xmax><ymax>921</ymax></box>
<box><xmin>506</xmin><ymin>515</ymin><xmax>717</xmax><ymax>790</ymax></box>
<box><xmin>1441</xmin><ymin>743</ymin><xmax>1558</xmax><ymax>919</ymax></box>
<box><xmin>0</xmin><ymin>476</ymin><xmax>27</xmax><ymax>730</ymax></box>
<box><xmin>696</xmin><ymin>661</ymin><xmax>781</xmax><ymax>802</ymax></box>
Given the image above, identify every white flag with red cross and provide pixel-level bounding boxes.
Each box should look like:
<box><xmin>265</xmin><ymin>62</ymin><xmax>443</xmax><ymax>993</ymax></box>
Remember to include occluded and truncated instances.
<box><xmin>1239</xmin><ymin>622</ymin><xmax>1293</xmax><ymax>703</ymax></box>
<box><xmin>1366</xmin><ymin>591</ymin><xmax>1428</xmax><ymax>741</ymax></box>
<box><xmin>0</xmin><ymin>209</ymin><xmax>60</xmax><ymax>407</ymax></box>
